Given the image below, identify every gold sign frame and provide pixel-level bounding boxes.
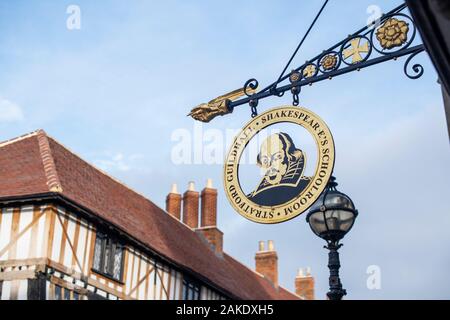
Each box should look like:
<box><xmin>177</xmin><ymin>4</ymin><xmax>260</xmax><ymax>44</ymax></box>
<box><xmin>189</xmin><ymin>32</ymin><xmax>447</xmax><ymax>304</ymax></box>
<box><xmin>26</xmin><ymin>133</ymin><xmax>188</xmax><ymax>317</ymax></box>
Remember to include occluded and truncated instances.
<box><xmin>224</xmin><ymin>106</ymin><xmax>335</xmax><ymax>224</ymax></box>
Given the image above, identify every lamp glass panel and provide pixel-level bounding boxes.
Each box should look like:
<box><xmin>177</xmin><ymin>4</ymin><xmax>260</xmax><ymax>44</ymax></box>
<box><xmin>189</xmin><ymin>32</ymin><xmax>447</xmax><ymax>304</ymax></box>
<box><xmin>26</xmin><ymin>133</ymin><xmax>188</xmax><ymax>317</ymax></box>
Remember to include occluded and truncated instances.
<box><xmin>325</xmin><ymin>210</ymin><xmax>354</xmax><ymax>233</ymax></box>
<box><xmin>309</xmin><ymin>211</ymin><xmax>327</xmax><ymax>236</ymax></box>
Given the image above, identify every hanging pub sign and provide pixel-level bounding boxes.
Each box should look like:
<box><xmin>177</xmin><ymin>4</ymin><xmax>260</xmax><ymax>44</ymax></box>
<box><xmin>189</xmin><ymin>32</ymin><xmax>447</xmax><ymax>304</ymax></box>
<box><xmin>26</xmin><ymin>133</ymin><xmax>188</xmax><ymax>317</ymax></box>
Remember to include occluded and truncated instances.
<box><xmin>188</xmin><ymin>3</ymin><xmax>423</xmax><ymax>224</ymax></box>
<box><xmin>223</xmin><ymin>106</ymin><xmax>335</xmax><ymax>224</ymax></box>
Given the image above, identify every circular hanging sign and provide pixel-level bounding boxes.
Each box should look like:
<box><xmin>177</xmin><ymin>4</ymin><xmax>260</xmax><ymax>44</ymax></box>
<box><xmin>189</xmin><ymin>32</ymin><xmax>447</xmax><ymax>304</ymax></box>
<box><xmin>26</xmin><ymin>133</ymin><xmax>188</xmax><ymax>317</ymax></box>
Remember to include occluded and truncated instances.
<box><xmin>223</xmin><ymin>106</ymin><xmax>335</xmax><ymax>224</ymax></box>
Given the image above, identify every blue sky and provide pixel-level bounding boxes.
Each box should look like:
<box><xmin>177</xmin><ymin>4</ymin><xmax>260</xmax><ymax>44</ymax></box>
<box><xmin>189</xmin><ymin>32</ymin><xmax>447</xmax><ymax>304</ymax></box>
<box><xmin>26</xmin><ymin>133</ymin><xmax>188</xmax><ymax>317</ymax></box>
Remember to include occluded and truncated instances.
<box><xmin>1</xmin><ymin>0</ymin><xmax>449</xmax><ymax>299</ymax></box>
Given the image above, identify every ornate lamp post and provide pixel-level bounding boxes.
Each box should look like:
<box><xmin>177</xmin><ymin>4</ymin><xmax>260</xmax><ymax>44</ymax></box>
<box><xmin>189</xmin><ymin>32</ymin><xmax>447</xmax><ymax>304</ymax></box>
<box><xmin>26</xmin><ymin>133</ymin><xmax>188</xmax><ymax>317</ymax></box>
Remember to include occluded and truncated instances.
<box><xmin>306</xmin><ymin>176</ymin><xmax>358</xmax><ymax>300</ymax></box>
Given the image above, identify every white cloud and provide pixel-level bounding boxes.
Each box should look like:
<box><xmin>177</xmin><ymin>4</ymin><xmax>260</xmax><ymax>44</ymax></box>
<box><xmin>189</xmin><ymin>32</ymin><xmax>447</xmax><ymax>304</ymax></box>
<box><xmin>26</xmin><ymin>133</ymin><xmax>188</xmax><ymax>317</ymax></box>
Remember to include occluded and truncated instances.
<box><xmin>94</xmin><ymin>152</ymin><xmax>145</xmax><ymax>173</ymax></box>
<box><xmin>94</xmin><ymin>153</ymin><xmax>130</xmax><ymax>172</ymax></box>
<box><xmin>0</xmin><ymin>97</ymin><xmax>24</xmax><ymax>123</ymax></box>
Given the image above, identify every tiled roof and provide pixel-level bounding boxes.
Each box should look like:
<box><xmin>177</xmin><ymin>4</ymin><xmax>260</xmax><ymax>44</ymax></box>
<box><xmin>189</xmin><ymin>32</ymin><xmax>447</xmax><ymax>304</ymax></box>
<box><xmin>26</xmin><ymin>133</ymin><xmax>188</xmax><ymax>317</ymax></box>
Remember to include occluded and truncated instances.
<box><xmin>0</xmin><ymin>130</ymin><xmax>300</xmax><ymax>300</ymax></box>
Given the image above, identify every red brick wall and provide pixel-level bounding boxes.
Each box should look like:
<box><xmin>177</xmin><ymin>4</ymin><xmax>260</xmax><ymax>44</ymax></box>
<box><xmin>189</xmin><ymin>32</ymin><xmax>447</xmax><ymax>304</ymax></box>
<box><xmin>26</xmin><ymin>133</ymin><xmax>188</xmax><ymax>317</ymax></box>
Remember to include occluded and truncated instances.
<box><xmin>166</xmin><ymin>193</ymin><xmax>181</xmax><ymax>219</ymax></box>
<box><xmin>295</xmin><ymin>276</ymin><xmax>315</xmax><ymax>300</ymax></box>
<box><xmin>255</xmin><ymin>251</ymin><xmax>278</xmax><ymax>287</ymax></box>
<box><xmin>183</xmin><ymin>190</ymin><xmax>199</xmax><ymax>228</ymax></box>
<box><xmin>196</xmin><ymin>227</ymin><xmax>223</xmax><ymax>254</ymax></box>
<box><xmin>201</xmin><ymin>188</ymin><xmax>217</xmax><ymax>227</ymax></box>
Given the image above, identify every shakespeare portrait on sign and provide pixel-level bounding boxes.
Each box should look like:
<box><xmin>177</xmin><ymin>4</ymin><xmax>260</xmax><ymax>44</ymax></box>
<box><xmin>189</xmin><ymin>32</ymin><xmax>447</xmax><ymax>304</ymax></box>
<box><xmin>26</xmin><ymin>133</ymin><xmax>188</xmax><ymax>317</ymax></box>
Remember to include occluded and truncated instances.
<box><xmin>247</xmin><ymin>132</ymin><xmax>311</xmax><ymax>206</ymax></box>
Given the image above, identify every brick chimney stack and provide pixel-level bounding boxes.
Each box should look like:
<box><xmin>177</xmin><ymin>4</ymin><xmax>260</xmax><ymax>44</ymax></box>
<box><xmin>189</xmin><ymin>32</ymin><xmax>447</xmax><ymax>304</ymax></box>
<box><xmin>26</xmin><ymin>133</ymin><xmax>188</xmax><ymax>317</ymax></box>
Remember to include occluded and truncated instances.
<box><xmin>200</xmin><ymin>178</ymin><xmax>217</xmax><ymax>227</ymax></box>
<box><xmin>196</xmin><ymin>179</ymin><xmax>223</xmax><ymax>254</ymax></box>
<box><xmin>166</xmin><ymin>183</ymin><xmax>181</xmax><ymax>220</ymax></box>
<box><xmin>255</xmin><ymin>240</ymin><xmax>278</xmax><ymax>287</ymax></box>
<box><xmin>295</xmin><ymin>267</ymin><xmax>315</xmax><ymax>300</ymax></box>
<box><xmin>182</xmin><ymin>181</ymin><xmax>199</xmax><ymax>228</ymax></box>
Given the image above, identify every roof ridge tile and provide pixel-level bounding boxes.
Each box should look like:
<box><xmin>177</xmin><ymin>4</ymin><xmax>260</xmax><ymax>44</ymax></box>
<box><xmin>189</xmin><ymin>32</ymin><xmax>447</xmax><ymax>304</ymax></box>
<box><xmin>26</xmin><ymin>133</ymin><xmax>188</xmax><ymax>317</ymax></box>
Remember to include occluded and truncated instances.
<box><xmin>0</xmin><ymin>129</ymin><xmax>41</xmax><ymax>148</ymax></box>
<box><xmin>36</xmin><ymin>130</ymin><xmax>63</xmax><ymax>193</ymax></box>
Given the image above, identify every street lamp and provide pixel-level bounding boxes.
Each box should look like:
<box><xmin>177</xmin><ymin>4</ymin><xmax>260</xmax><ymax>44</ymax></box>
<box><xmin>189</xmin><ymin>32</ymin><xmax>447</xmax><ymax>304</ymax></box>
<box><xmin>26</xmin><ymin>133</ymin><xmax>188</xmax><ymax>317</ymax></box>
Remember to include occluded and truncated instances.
<box><xmin>306</xmin><ymin>176</ymin><xmax>358</xmax><ymax>300</ymax></box>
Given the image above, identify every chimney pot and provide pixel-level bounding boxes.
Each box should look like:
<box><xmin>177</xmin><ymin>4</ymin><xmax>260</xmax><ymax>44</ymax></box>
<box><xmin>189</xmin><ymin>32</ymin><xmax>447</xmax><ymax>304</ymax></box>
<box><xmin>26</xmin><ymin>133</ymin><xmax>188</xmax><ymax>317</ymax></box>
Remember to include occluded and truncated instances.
<box><xmin>188</xmin><ymin>181</ymin><xmax>196</xmax><ymax>191</ymax></box>
<box><xmin>258</xmin><ymin>241</ymin><xmax>265</xmax><ymax>252</ymax></box>
<box><xmin>306</xmin><ymin>266</ymin><xmax>311</xmax><ymax>276</ymax></box>
<box><xmin>170</xmin><ymin>183</ymin><xmax>179</xmax><ymax>194</ymax></box>
<box><xmin>206</xmin><ymin>178</ymin><xmax>213</xmax><ymax>189</ymax></box>
<box><xmin>268</xmin><ymin>240</ymin><xmax>274</xmax><ymax>251</ymax></box>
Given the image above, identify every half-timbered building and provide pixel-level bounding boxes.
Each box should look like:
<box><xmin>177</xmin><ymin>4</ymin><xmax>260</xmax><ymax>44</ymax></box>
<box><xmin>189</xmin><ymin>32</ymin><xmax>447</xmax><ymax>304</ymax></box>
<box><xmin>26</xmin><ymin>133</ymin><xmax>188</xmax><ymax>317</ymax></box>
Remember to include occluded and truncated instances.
<box><xmin>0</xmin><ymin>130</ymin><xmax>311</xmax><ymax>300</ymax></box>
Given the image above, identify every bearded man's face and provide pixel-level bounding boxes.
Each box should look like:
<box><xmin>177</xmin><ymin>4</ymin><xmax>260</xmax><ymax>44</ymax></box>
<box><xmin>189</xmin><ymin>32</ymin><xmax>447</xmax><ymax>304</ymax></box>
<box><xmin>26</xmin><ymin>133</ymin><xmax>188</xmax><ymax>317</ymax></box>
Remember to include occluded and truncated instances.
<box><xmin>259</xmin><ymin>134</ymin><xmax>288</xmax><ymax>185</ymax></box>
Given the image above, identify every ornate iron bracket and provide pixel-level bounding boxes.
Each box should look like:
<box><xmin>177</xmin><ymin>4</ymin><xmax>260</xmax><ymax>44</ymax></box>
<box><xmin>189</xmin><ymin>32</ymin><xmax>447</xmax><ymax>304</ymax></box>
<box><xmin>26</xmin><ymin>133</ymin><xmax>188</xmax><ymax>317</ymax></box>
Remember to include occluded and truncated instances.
<box><xmin>230</xmin><ymin>3</ymin><xmax>426</xmax><ymax>114</ymax></box>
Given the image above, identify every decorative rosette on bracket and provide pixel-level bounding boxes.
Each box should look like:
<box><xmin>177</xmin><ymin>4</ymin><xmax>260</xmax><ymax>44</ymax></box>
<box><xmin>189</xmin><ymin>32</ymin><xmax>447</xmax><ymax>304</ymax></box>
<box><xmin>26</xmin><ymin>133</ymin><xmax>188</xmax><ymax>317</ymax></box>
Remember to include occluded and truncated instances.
<box><xmin>371</xmin><ymin>13</ymin><xmax>416</xmax><ymax>54</ymax></box>
<box><xmin>376</xmin><ymin>18</ymin><xmax>409</xmax><ymax>49</ymax></box>
<box><xmin>319</xmin><ymin>51</ymin><xmax>340</xmax><ymax>73</ymax></box>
